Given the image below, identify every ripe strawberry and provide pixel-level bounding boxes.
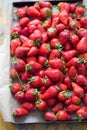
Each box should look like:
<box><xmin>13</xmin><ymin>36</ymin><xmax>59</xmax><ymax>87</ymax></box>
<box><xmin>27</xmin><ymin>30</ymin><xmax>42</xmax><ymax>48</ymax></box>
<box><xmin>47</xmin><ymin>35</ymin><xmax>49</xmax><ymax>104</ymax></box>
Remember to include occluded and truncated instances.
<box><xmin>11</xmin><ymin>25</ymin><xmax>22</xmax><ymax>36</ymax></box>
<box><xmin>13</xmin><ymin>58</ymin><xmax>26</xmax><ymax>73</ymax></box>
<box><xmin>42</xmin><ymin>32</ymin><xmax>49</xmax><ymax>43</ymax></box>
<box><xmin>25</xmin><ymin>88</ymin><xmax>39</xmax><ymax>102</ymax></box>
<box><xmin>57</xmin><ymin>83</ymin><xmax>68</xmax><ymax>91</ymax></box>
<box><xmin>46</xmin><ymin>98</ymin><xmax>57</xmax><ymax>107</ymax></box>
<box><xmin>59</xmin><ymin>2</ymin><xmax>70</xmax><ymax>13</ymax></box>
<box><xmin>22</xmin><ymin>102</ymin><xmax>35</xmax><ymax>112</ymax></box>
<box><xmin>64</xmin><ymin>76</ymin><xmax>72</xmax><ymax>90</ymax></box>
<box><xmin>41</xmin><ymin>77</ymin><xmax>52</xmax><ymax>88</ymax></box>
<box><xmin>64</xmin><ymin>42</ymin><xmax>72</xmax><ymax>51</ymax></box>
<box><xmin>75</xmin><ymin>6</ymin><xmax>85</xmax><ymax>18</ymax></box>
<box><xmin>66</xmin><ymin>57</ymin><xmax>79</xmax><ymax>68</ymax></box>
<box><xmin>51</xmin><ymin>17</ymin><xmax>60</xmax><ymax>27</ymax></box>
<box><xmin>80</xmin><ymin>17</ymin><xmax>87</xmax><ymax>29</ymax></box>
<box><xmin>83</xmin><ymin>94</ymin><xmax>87</xmax><ymax>106</ymax></box>
<box><xmin>49</xmin><ymin>58</ymin><xmax>63</xmax><ymax>69</ymax></box>
<box><xmin>39</xmin><ymin>1</ymin><xmax>51</xmax><ymax>8</ymax></box>
<box><xmin>65</xmin><ymin>97</ymin><xmax>72</xmax><ymax>106</ymax></box>
<box><xmin>16</xmin><ymin>6</ymin><xmax>28</xmax><ymax>18</ymax></box>
<box><xmin>19</xmin><ymin>17</ymin><xmax>30</xmax><ymax>28</ymax></box>
<box><xmin>66</xmin><ymin>104</ymin><xmax>80</xmax><ymax>114</ymax></box>
<box><xmin>9</xmin><ymin>83</ymin><xmax>23</xmax><ymax>94</ymax></box>
<box><xmin>21</xmin><ymin>71</ymin><xmax>30</xmax><ymax>83</ymax></box>
<box><xmin>47</xmin><ymin>27</ymin><xmax>57</xmax><ymax>38</ymax></box>
<box><xmin>69</xmin><ymin>3</ymin><xmax>76</xmax><ymax>13</ymax></box>
<box><xmin>52</xmin><ymin>102</ymin><xmax>64</xmax><ymax>113</ymax></box>
<box><xmin>10</xmin><ymin>69</ymin><xmax>18</xmax><ymax>79</ymax></box>
<box><xmin>50</xmin><ymin>38</ymin><xmax>59</xmax><ymax>49</ymax></box>
<box><xmin>72</xmin><ymin>82</ymin><xmax>84</xmax><ymax>97</ymax></box>
<box><xmin>44</xmin><ymin>111</ymin><xmax>57</xmax><ymax>121</ymax></box>
<box><xmin>27</xmin><ymin>47</ymin><xmax>39</xmax><ymax>57</ymax></box>
<box><xmin>37</xmin><ymin>70</ymin><xmax>46</xmax><ymax>78</ymax></box>
<box><xmin>20</xmin><ymin>35</ymin><xmax>28</xmax><ymax>43</ymax></box>
<box><xmin>27</xmin><ymin>6</ymin><xmax>40</xmax><ymax>17</ymax></box>
<box><xmin>42</xmin><ymin>19</ymin><xmax>51</xmax><ymax>30</ymax></box>
<box><xmin>38</xmin><ymin>56</ymin><xmax>47</xmax><ymax>67</ymax></box>
<box><xmin>70</xmin><ymin>34</ymin><xmax>79</xmax><ymax>46</ymax></box>
<box><xmin>40</xmin><ymin>7</ymin><xmax>52</xmax><ymax>19</ymax></box>
<box><xmin>28</xmin><ymin>76</ymin><xmax>42</xmax><ymax>88</ymax></box>
<box><xmin>56</xmin><ymin>23</ymin><xmax>66</xmax><ymax>33</ymax></box>
<box><xmin>22</xmin><ymin>27</ymin><xmax>29</xmax><ymax>37</ymax></box>
<box><xmin>77</xmin><ymin>64</ymin><xmax>86</xmax><ymax>76</ymax></box>
<box><xmin>69</xmin><ymin>66</ymin><xmax>78</xmax><ymax>80</ymax></box>
<box><xmin>26</xmin><ymin>61</ymin><xmax>42</xmax><ymax>74</ymax></box>
<box><xmin>40</xmin><ymin>86</ymin><xmax>46</xmax><ymax>94</ymax></box>
<box><xmin>13</xmin><ymin>107</ymin><xmax>28</xmax><ymax>117</ymax></box>
<box><xmin>49</xmin><ymin>49</ymin><xmax>60</xmax><ymax>60</ymax></box>
<box><xmin>26</xmin><ymin>56</ymin><xmax>37</xmax><ymax>63</ymax></box>
<box><xmin>57</xmin><ymin>91</ymin><xmax>70</xmax><ymax>102</ymax></box>
<box><xmin>39</xmin><ymin>43</ymin><xmax>51</xmax><ymax>55</ymax></box>
<box><xmin>57</xmin><ymin>110</ymin><xmax>71</xmax><ymax>121</ymax></box>
<box><xmin>35</xmin><ymin>99</ymin><xmax>47</xmax><ymax>112</ymax></box>
<box><xmin>15</xmin><ymin>91</ymin><xmax>25</xmax><ymax>104</ymax></box>
<box><xmin>76</xmin><ymin>106</ymin><xmax>87</xmax><ymax>121</ymax></box>
<box><xmin>76</xmin><ymin>75</ymin><xmax>87</xmax><ymax>88</ymax></box>
<box><xmin>22</xmin><ymin>39</ymin><xmax>34</xmax><ymax>48</ymax></box>
<box><xmin>45</xmin><ymin>68</ymin><xmax>60</xmax><ymax>82</ymax></box>
<box><xmin>59</xmin><ymin>11</ymin><xmax>68</xmax><ymax>25</ymax></box>
<box><xmin>78</xmin><ymin>28</ymin><xmax>87</xmax><ymax>38</ymax></box>
<box><xmin>71</xmin><ymin>94</ymin><xmax>81</xmax><ymax>105</ymax></box>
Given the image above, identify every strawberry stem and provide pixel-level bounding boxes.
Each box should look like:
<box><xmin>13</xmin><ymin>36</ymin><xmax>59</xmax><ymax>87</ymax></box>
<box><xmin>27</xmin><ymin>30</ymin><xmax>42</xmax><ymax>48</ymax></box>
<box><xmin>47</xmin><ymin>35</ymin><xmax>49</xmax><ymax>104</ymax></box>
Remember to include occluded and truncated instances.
<box><xmin>25</xmin><ymin>64</ymin><xmax>32</xmax><ymax>71</ymax></box>
<box><xmin>77</xmin><ymin>114</ymin><xmax>84</xmax><ymax>122</ymax></box>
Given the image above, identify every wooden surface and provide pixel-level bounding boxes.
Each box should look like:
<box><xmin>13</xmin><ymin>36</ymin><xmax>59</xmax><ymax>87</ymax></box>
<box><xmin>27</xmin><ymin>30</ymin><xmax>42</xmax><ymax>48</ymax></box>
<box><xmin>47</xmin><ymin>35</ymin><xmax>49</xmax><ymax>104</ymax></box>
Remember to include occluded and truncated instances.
<box><xmin>0</xmin><ymin>0</ymin><xmax>87</xmax><ymax>130</ymax></box>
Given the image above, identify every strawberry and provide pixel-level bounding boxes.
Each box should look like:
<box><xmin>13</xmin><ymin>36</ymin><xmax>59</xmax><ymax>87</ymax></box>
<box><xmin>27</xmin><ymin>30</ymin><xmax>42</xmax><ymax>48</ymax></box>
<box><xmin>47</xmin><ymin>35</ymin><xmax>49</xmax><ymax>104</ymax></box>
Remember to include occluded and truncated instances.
<box><xmin>56</xmin><ymin>23</ymin><xmax>66</xmax><ymax>33</ymax></box>
<box><xmin>40</xmin><ymin>86</ymin><xmax>58</xmax><ymax>100</ymax></box>
<box><xmin>51</xmin><ymin>17</ymin><xmax>60</xmax><ymax>27</ymax></box>
<box><xmin>26</xmin><ymin>56</ymin><xmax>37</xmax><ymax>63</ymax></box>
<box><xmin>39</xmin><ymin>1</ymin><xmax>51</xmax><ymax>8</ymax></box>
<box><xmin>28</xmin><ymin>76</ymin><xmax>42</xmax><ymax>88</ymax></box>
<box><xmin>13</xmin><ymin>58</ymin><xmax>26</xmax><ymax>73</ymax></box>
<box><xmin>49</xmin><ymin>58</ymin><xmax>63</xmax><ymax>69</ymax></box>
<box><xmin>76</xmin><ymin>37</ymin><xmax>87</xmax><ymax>53</ymax></box>
<box><xmin>27</xmin><ymin>47</ymin><xmax>39</xmax><ymax>57</ymax></box>
<box><xmin>57</xmin><ymin>83</ymin><xmax>68</xmax><ymax>91</ymax></box>
<box><xmin>64</xmin><ymin>76</ymin><xmax>72</xmax><ymax>90</ymax></box>
<box><xmin>22</xmin><ymin>27</ymin><xmax>29</xmax><ymax>37</ymax></box>
<box><xmin>11</xmin><ymin>25</ymin><xmax>22</xmax><ymax>36</ymax></box>
<box><xmin>59</xmin><ymin>30</ymin><xmax>70</xmax><ymax>45</ymax></box>
<box><xmin>42</xmin><ymin>19</ymin><xmax>51</xmax><ymax>30</ymax></box>
<box><xmin>78</xmin><ymin>28</ymin><xmax>87</xmax><ymax>38</ymax></box>
<box><xmin>70</xmin><ymin>34</ymin><xmax>79</xmax><ymax>46</ymax></box>
<box><xmin>38</xmin><ymin>56</ymin><xmax>47</xmax><ymax>67</ymax></box>
<box><xmin>13</xmin><ymin>107</ymin><xmax>28</xmax><ymax>117</ymax></box>
<box><xmin>39</xmin><ymin>43</ymin><xmax>51</xmax><ymax>55</ymax></box>
<box><xmin>15</xmin><ymin>46</ymin><xmax>29</xmax><ymax>58</ymax></box>
<box><xmin>35</xmin><ymin>99</ymin><xmax>47</xmax><ymax>112</ymax></box>
<box><xmin>44</xmin><ymin>111</ymin><xmax>57</xmax><ymax>121</ymax></box>
<box><xmin>59</xmin><ymin>11</ymin><xmax>68</xmax><ymax>25</ymax></box>
<box><xmin>28</xmin><ymin>24</ymin><xmax>37</xmax><ymax>34</ymax></box>
<box><xmin>66</xmin><ymin>104</ymin><xmax>80</xmax><ymax>114</ymax></box>
<box><xmin>21</xmin><ymin>71</ymin><xmax>30</xmax><ymax>83</ymax></box>
<box><xmin>52</xmin><ymin>102</ymin><xmax>64</xmax><ymax>113</ymax></box>
<box><xmin>65</xmin><ymin>97</ymin><xmax>72</xmax><ymax>106</ymax></box>
<box><xmin>22</xmin><ymin>39</ymin><xmax>34</xmax><ymax>48</ymax></box>
<box><xmin>20</xmin><ymin>35</ymin><xmax>29</xmax><ymax>43</ymax></box>
<box><xmin>77</xmin><ymin>64</ymin><xmax>86</xmax><ymax>76</ymax></box>
<box><xmin>49</xmin><ymin>49</ymin><xmax>60</xmax><ymax>60</ymax></box>
<box><xmin>46</xmin><ymin>98</ymin><xmax>57</xmax><ymax>107</ymax></box>
<box><xmin>64</xmin><ymin>42</ymin><xmax>72</xmax><ymax>51</ymax></box>
<box><xmin>45</xmin><ymin>68</ymin><xmax>60</xmax><ymax>82</ymax></box>
<box><xmin>57</xmin><ymin>110</ymin><xmax>71</xmax><ymax>121</ymax></box>
<box><xmin>47</xmin><ymin>27</ymin><xmax>57</xmax><ymax>38</ymax></box>
<box><xmin>57</xmin><ymin>91</ymin><xmax>70</xmax><ymax>102</ymax></box>
<box><xmin>76</xmin><ymin>106</ymin><xmax>87</xmax><ymax>121</ymax></box>
<box><xmin>41</xmin><ymin>77</ymin><xmax>52</xmax><ymax>88</ymax></box>
<box><xmin>72</xmin><ymin>82</ymin><xmax>84</xmax><ymax>97</ymax></box>
<box><xmin>80</xmin><ymin>17</ymin><xmax>87</xmax><ymax>29</ymax></box>
<box><xmin>19</xmin><ymin>17</ymin><xmax>30</xmax><ymax>28</ymax></box>
<box><xmin>83</xmin><ymin>94</ymin><xmax>87</xmax><ymax>106</ymax></box>
<box><xmin>59</xmin><ymin>2</ymin><xmax>70</xmax><ymax>13</ymax></box>
<box><xmin>69</xmin><ymin>66</ymin><xmax>78</xmax><ymax>80</ymax></box>
<box><xmin>29</xmin><ymin>19</ymin><xmax>42</xmax><ymax>26</ymax></box>
<box><xmin>26</xmin><ymin>61</ymin><xmax>42</xmax><ymax>74</ymax></box>
<box><xmin>40</xmin><ymin>86</ymin><xmax>46</xmax><ymax>94</ymax></box>
<box><xmin>71</xmin><ymin>94</ymin><xmax>81</xmax><ymax>105</ymax></box>
<box><xmin>9</xmin><ymin>83</ymin><xmax>23</xmax><ymax>94</ymax></box>
<box><xmin>40</xmin><ymin>7</ymin><xmax>52</xmax><ymax>19</ymax></box>
<box><xmin>76</xmin><ymin>75</ymin><xmax>87</xmax><ymax>88</ymax></box>
<box><xmin>10</xmin><ymin>39</ymin><xmax>21</xmax><ymax>57</ymax></box>
<box><xmin>66</xmin><ymin>57</ymin><xmax>79</xmax><ymax>68</ymax></box>
<box><xmin>10</xmin><ymin>69</ymin><xmax>18</xmax><ymax>79</ymax></box>
<box><xmin>50</xmin><ymin>38</ymin><xmax>59</xmax><ymax>49</ymax></box>
<box><xmin>69</xmin><ymin>3</ymin><xmax>76</xmax><ymax>13</ymax></box>
<box><xmin>25</xmin><ymin>88</ymin><xmax>39</xmax><ymax>102</ymax></box>
<box><xmin>22</xmin><ymin>102</ymin><xmax>35</xmax><ymax>112</ymax></box>
<box><xmin>16</xmin><ymin>6</ymin><xmax>28</xmax><ymax>18</ymax></box>
<box><xmin>42</xmin><ymin>32</ymin><xmax>49</xmax><ymax>43</ymax></box>
<box><xmin>27</xmin><ymin>6</ymin><xmax>40</xmax><ymax>17</ymax></box>
<box><xmin>75</xmin><ymin>6</ymin><xmax>85</xmax><ymax>18</ymax></box>
<box><xmin>15</xmin><ymin>91</ymin><xmax>25</xmax><ymax>104</ymax></box>
<box><xmin>37</xmin><ymin>70</ymin><xmax>46</xmax><ymax>78</ymax></box>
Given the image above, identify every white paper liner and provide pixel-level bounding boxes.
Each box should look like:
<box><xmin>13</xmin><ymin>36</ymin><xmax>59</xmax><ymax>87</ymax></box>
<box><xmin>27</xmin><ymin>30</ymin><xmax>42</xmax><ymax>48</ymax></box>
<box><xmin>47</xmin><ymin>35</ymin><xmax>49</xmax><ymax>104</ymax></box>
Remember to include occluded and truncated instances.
<box><xmin>0</xmin><ymin>0</ymin><xmax>87</xmax><ymax>123</ymax></box>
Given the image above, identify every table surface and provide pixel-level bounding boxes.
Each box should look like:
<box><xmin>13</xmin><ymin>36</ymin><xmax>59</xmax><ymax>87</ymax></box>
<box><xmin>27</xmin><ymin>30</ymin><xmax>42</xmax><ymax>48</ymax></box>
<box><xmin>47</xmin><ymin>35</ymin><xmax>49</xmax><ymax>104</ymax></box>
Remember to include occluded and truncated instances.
<box><xmin>0</xmin><ymin>0</ymin><xmax>87</xmax><ymax>130</ymax></box>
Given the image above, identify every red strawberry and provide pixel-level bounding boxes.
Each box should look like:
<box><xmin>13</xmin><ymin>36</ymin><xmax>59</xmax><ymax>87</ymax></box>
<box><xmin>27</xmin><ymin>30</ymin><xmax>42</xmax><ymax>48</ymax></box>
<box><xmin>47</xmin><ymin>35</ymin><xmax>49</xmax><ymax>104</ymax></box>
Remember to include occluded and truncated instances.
<box><xmin>64</xmin><ymin>76</ymin><xmax>72</xmax><ymax>90</ymax></box>
<box><xmin>65</xmin><ymin>97</ymin><xmax>72</xmax><ymax>106</ymax></box>
<box><xmin>22</xmin><ymin>39</ymin><xmax>34</xmax><ymax>48</ymax></box>
<box><xmin>40</xmin><ymin>7</ymin><xmax>52</xmax><ymax>19</ymax></box>
<box><xmin>11</xmin><ymin>25</ymin><xmax>22</xmax><ymax>36</ymax></box>
<box><xmin>56</xmin><ymin>23</ymin><xmax>66</xmax><ymax>33</ymax></box>
<box><xmin>51</xmin><ymin>17</ymin><xmax>60</xmax><ymax>27</ymax></box>
<box><xmin>49</xmin><ymin>49</ymin><xmax>60</xmax><ymax>60</ymax></box>
<box><xmin>9</xmin><ymin>83</ymin><xmax>23</xmax><ymax>94</ymax></box>
<box><xmin>29</xmin><ymin>19</ymin><xmax>41</xmax><ymax>26</ymax></box>
<box><xmin>49</xmin><ymin>58</ymin><xmax>63</xmax><ymax>69</ymax></box>
<box><xmin>64</xmin><ymin>42</ymin><xmax>72</xmax><ymax>51</ymax></box>
<box><xmin>13</xmin><ymin>107</ymin><xmax>28</xmax><ymax>117</ymax></box>
<box><xmin>27</xmin><ymin>6</ymin><xmax>40</xmax><ymax>17</ymax></box>
<box><xmin>71</xmin><ymin>94</ymin><xmax>81</xmax><ymax>105</ymax></box>
<box><xmin>59</xmin><ymin>11</ymin><xmax>68</xmax><ymax>25</ymax></box>
<box><xmin>62</xmin><ymin>50</ymin><xmax>76</xmax><ymax>61</ymax></box>
<box><xmin>40</xmin><ymin>86</ymin><xmax>58</xmax><ymax>100</ymax></box>
<box><xmin>57</xmin><ymin>110</ymin><xmax>71</xmax><ymax>121</ymax></box>
<box><xmin>76</xmin><ymin>75</ymin><xmax>87</xmax><ymax>88</ymax></box>
<box><xmin>38</xmin><ymin>56</ymin><xmax>47</xmax><ymax>67</ymax></box>
<box><xmin>37</xmin><ymin>70</ymin><xmax>46</xmax><ymax>78</ymax></box>
<box><xmin>41</xmin><ymin>77</ymin><xmax>52</xmax><ymax>88</ymax></box>
<box><xmin>40</xmin><ymin>86</ymin><xmax>46</xmax><ymax>94</ymax></box>
<box><xmin>15</xmin><ymin>91</ymin><xmax>25</xmax><ymax>104</ymax></box>
<box><xmin>10</xmin><ymin>39</ymin><xmax>21</xmax><ymax>56</ymax></box>
<box><xmin>19</xmin><ymin>17</ymin><xmax>30</xmax><ymax>28</ymax></box>
<box><xmin>78</xmin><ymin>28</ymin><xmax>87</xmax><ymax>38</ymax></box>
<box><xmin>28</xmin><ymin>24</ymin><xmax>37</xmax><ymax>34</ymax></box>
<box><xmin>52</xmin><ymin>102</ymin><xmax>64</xmax><ymax>113</ymax></box>
<box><xmin>13</xmin><ymin>58</ymin><xmax>26</xmax><ymax>73</ymax></box>
<box><xmin>69</xmin><ymin>66</ymin><xmax>78</xmax><ymax>80</ymax></box>
<box><xmin>25</xmin><ymin>88</ymin><xmax>39</xmax><ymax>102</ymax></box>
<box><xmin>28</xmin><ymin>76</ymin><xmax>42</xmax><ymax>88</ymax></box>
<box><xmin>42</xmin><ymin>32</ymin><xmax>49</xmax><ymax>43</ymax></box>
<box><xmin>39</xmin><ymin>43</ymin><xmax>51</xmax><ymax>55</ymax></box>
<box><xmin>76</xmin><ymin>106</ymin><xmax>87</xmax><ymax>121</ymax></box>
<box><xmin>57</xmin><ymin>91</ymin><xmax>70</xmax><ymax>102</ymax></box>
<box><xmin>15</xmin><ymin>46</ymin><xmax>29</xmax><ymax>58</ymax></box>
<box><xmin>57</xmin><ymin>83</ymin><xmax>68</xmax><ymax>91</ymax></box>
<box><xmin>42</xmin><ymin>19</ymin><xmax>51</xmax><ymax>30</ymax></box>
<box><xmin>72</xmin><ymin>82</ymin><xmax>84</xmax><ymax>97</ymax></box>
<box><xmin>70</xmin><ymin>34</ymin><xmax>79</xmax><ymax>46</ymax></box>
<box><xmin>50</xmin><ymin>38</ymin><xmax>59</xmax><ymax>49</ymax></box>
<box><xmin>22</xmin><ymin>27</ymin><xmax>29</xmax><ymax>37</ymax></box>
<box><xmin>22</xmin><ymin>102</ymin><xmax>35</xmax><ymax>112</ymax></box>
<box><xmin>27</xmin><ymin>47</ymin><xmax>39</xmax><ymax>57</ymax></box>
<box><xmin>26</xmin><ymin>61</ymin><xmax>42</xmax><ymax>74</ymax></box>
<box><xmin>80</xmin><ymin>17</ymin><xmax>87</xmax><ymax>29</ymax></box>
<box><xmin>47</xmin><ymin>27</ymin><xmax>57</xmax><ymax>38</ymax></box>
<box><xmin>35</xmin><ymin>99</ymin><xmax>47</xmax><ymax>112</ymax></box>
<box><xmin>59</xmin><ymin>30</ymin><xmax>70</xmax><ymax>45</ymax></box>
<box><xmin>66</xmin><ymin>104</ymin><xmax>80</xmax><ymax>114</ymax></box>
<box><xmin>10</xmin><ymin>69</ymin><xmax>18</xmax><ymax>79</ymax></box>
<box><xmin>39</xmin><ymin>1</ymin><xmax>51</xmax><ymax>8</ymax></box>
<box><xmin>44</xmin><ymin>111</ymin><xmax>57</xmax><ymax>121</ymax></box>
<box><xmin>46</xmin><ymin>98</ymin><xmax>57</xmax><ymax>107</ymax></box>
<box><xmin>45</xmin><ymin>68</ymin><xmax>60</xmax><ymax>82</ymax></box>
<box><xmin>77</xmin><ymin>64</ymin><xmax>86</xmax><ymax>76</ymax></box>
<box><xmin>75</xmin><ymin>6</ymin><xmax>85</xmax><ymax>18</ymax></box>
<box><xmin>76</xmin><ymin>37</ymin><xmax>87</xmax><ymax>53</ymax></box>
<box><xmin>26</xmin><ymin>56</ymin><xmax>37</xmax><ymax>63</ymax></box>
<box><xmin>16</xmin><ymin>6</ymin><xmax>28</xmax><ymax>18</ymax></box>
<box><xmin>21</xmin><ymin>71</ymin><xmax>30</xmax><ymax>83</ymax></box>
<box><xmin>66</xmin><ymin>57</ymin><xmax>79</xmax><ymax>68</ymax></box>
<box><xmin>59</xmin><ymin>2</ymin><xmax>70</xmax><ymax>13</ymax></box>
<box><xmin>69</xmin><ymin>3</ymin><xmax>76</xmax><ymax>13</ymax></box>
<box><xmin>20</xmin><ymin>35</ymin><xmax>29</xmax><ymax>43</ymax></box>
<box><xmin>83</xmin><ymin>94</ymin><xmax>87</xmax><ymax>106</ymax></box>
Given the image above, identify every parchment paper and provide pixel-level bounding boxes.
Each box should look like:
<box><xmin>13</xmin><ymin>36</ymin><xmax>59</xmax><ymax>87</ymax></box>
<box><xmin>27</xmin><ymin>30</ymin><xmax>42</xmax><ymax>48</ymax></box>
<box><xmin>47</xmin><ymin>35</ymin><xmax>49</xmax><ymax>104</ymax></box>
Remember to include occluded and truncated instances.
<box><xmin>0</xmin><ymin>0</ymin><xmax>87</xmax><ymax>124</ymax></box>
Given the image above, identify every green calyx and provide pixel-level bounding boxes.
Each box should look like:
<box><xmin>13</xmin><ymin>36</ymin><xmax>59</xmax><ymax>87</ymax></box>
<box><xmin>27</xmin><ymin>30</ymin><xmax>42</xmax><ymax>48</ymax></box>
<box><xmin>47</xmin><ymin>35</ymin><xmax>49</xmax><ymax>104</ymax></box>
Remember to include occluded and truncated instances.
<box><xmin>63</xmin><ymin>91</ymin><xmax>70</xmax><ymax>99</ymax></box>
<box><xmin>34</xmin><ymin>39</ymin><xmax>42</xmax><ymax>47</ymax></box>
<box><xmin>77</xmin><ymin>114</ymin><xmax>84</xmax><ymax>122</ymax></box>
<box><xmin>71</xmin><ymin>74</ymin><xmax>78</xmax><ymax>82</ymax></box>
<box><xmin>56</xmin><ymin>42</ymin><xmax>63</xmax><ymax>52</ymax></box>
<box><xmin>41</xmin><ymin>78</ymin><xmax>47</xmax><ymax>84</ymax></box>
<box><xmin>72</xmin><ymin>24</ymin><xmax>77</xmax><ymax>29</ymax></box>
<box><xmin>33</xmin><ymin>89</ymin><xmax>39</xmax><ymax>95</ymax></box>
<box><xmin>25</xmin><ymin>64</ymin><xmax>32</xmax><ymax>71</ymax></box>
<box><xmin>46</xmin><ymin>10</ymin><xmax>52</xmax><ymax>18</ymax></box>
<box><xmin>35</xmin><ymin>99</ymin><xmax>42</xmax><ymax>106</ymax></box>
<box><xmin>9</xmin><ymin>85</ymin><xmax>12</xmax><ymax>90</ymax></box>
<box><xmin>55</xmin><ymin>85</ymin><xmax>61</xmax><ymax>91</ymax></box>
<box><xmin>12</xmin><ymin>56</ymin><xmax>18</xmax><ymax>64</ymax></box>
<box><xmin>11</xmin><ymin>32</ymin><xmax>19</xmax><ymax>39</ymax></box>
<box><xmin>44</xmin><ymin>60</ymin><xmax>50</xmax><ymax>68</ymax></box>
<box><xmin>28</xmin><ymin>76</ymin><xmax>35</xmax><ymax>84</ymax></box>
<box><xmin>78</xmin><ymin>57</ymin><xmax>87</xmax><ymax>64</ymax></box>
<box><xmin>48</xmin><ymin>27</ymin><xmax>56</xmax><ymax>33</ymax></box>
<box><xmin>46</xmin><ymin>44</ymin><xmax>51</xmax><ymax>51</ymax></box>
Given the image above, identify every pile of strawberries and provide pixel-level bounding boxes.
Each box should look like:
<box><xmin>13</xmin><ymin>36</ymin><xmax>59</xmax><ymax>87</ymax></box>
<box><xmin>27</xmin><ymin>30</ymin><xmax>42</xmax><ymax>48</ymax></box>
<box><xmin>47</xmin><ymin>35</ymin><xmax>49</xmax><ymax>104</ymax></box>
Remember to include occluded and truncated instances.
<box><xmin>10</xmin><ymin>1</ymin><xmax>87</xmax><ymax>121</ymax></box>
